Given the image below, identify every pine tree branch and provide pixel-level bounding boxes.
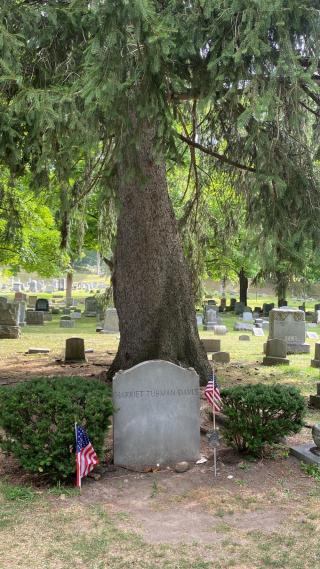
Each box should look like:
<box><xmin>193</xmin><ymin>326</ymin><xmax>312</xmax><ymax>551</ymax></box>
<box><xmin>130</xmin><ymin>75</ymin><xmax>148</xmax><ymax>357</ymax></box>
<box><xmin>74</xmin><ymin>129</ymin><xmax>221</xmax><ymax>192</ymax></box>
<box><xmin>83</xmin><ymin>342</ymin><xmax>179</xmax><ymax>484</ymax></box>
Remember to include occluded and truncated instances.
<box><xmin>178</xmin><ymin>134</ymin><xmax>256</xmax><ymax>173</ymax></box>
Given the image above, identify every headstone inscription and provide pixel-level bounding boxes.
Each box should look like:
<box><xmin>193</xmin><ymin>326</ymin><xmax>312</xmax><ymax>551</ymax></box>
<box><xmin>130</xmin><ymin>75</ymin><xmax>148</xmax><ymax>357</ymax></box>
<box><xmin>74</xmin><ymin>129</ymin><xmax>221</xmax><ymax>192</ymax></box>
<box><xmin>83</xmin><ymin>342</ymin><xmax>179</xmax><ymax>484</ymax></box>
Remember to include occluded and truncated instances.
<box><xmin>35</xmin><ymin>298</ymin><xmax>49</xmax><ymax>312</ymax></box>
<box><xmin>113</xmin><ymin>361</ymin><xmax>200</xmax><ymax>467</ymax></box>
<box><xmin>268</xmin><ymin>308</ymin><xmax>310</xmax><ymax>354</ymax></box>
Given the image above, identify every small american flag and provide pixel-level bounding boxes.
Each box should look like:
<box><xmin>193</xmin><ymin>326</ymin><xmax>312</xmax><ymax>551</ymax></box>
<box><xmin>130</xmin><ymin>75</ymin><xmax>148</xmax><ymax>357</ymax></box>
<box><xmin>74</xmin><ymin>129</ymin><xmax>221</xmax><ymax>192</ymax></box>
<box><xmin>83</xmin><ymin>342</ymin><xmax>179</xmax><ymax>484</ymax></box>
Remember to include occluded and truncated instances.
<box><xmin>205</xmin><ymin>372</ymin><xmax>222</xmax><ymax>412</ymax></box>
<box><xmin>75</xmin><ymin>425</ymin><xmax>99</xmax><ymax>488</ymax></box>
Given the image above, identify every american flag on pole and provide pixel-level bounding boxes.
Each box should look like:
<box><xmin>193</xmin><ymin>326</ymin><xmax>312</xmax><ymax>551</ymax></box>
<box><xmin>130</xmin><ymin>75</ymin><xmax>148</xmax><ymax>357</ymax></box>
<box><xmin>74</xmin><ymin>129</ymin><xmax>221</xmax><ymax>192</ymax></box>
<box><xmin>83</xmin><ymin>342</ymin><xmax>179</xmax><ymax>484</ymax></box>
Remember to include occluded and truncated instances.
<box><xmin>75</xmin><ymin>425</ymin><xmax>99</xmax><ymax>488</ymax></box>
<box><xmin>204</xmin><ymin>372</ymin><xmax>222</xmax><ymax>412</ymax></box>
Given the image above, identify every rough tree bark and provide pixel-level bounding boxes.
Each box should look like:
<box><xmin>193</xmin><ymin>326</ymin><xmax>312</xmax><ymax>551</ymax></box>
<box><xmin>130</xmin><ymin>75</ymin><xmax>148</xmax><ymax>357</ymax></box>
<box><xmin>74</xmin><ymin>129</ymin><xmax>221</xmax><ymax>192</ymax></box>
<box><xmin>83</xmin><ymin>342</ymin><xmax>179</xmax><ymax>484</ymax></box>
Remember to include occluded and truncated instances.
<box><xmin>239</xmin><ymin>267</ymin><xmax>248</xmax><ymax>306</ymax></box>
<box><xmin>107</xmin><ymin>119</ymin><xmax>211</xmax><ymax>384</ymax></box>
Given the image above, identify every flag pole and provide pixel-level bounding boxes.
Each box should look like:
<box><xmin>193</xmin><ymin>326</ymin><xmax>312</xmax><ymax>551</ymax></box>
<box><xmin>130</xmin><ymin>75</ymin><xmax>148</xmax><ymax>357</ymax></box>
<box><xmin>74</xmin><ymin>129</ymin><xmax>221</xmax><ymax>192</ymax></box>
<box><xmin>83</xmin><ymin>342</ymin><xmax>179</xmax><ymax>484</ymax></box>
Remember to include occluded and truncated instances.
<box><xmin>75</xmin><ymin>421</ymin><xmax>81</xmax><ymax>493</ymax></box>
<box><xmin>212</xmin><ymin>365</ymin><xmax>217</xmax><ymax>478</ymax></box>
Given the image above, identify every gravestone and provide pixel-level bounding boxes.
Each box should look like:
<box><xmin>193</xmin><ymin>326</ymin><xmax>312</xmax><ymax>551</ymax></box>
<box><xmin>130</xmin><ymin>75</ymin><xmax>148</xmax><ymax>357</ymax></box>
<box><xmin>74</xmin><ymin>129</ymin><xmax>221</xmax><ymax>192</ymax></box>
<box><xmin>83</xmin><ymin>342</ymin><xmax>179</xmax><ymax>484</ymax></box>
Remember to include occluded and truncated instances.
<box><xmin>35</xmin><ymin>298</ymin><xmax>49</xmax><ymax>312</ymax></box>
<box><xmin>243</xmin><ymin>312</ymin><xmax>253</xmax><ymax>321</ymax></box>
<box><xmin>113</xmin><ymin>361</ymin><xmax>200</xmax><ymax>467</ymax></box>
<box><xmin>253</xmin><ymin>327</ymin><xmax>264</xmax><ymax>337</ymax></box>
<box><xmin>262</xmin><ymin>338</ymin><xmax>289</xmax><ymax>366</ymax></box>
<box><xmin>307</xmin><ymin>331</ymin><xmax>319</xmax><ymax>340</ymax></box>
<box><xmin>29</xmin><ymin>280</ymin><xmax>38</xmax><ymax>293</ymax></box>
<box><xmin>309</xmin><ymin>383</ymin><xmax>320</xmax><ymax>408</ymax></box>
<box><xmin>84</xmin><ymin>297</ymin><xmax>98</xmax><ymax>316</ymax></box>
<box><xmin>15</xmin><ymin>301</ymin><xmax>26</xmax><ymax>327</ymax></box>
<box><xmin>58</xmin><ymin>278</ymin><xmax>66</xmax><ymax>291</ymax></box>
<box><xmin>201</xmin><ymin>339</ymin><xmax>221</xmax><ymax>353</ymax></box>
<box><xmin>268</xmin><ymin>308</ymin><xmax>310</xmax><ymax>354</ymax></box>
<box><xmin>278</xmin><ymin>299</ymin><xmax>288</xmax><ymax>307</ymax></box>
<box><xmin>196</xmin><ymin>314</ymin><xmax>203</xmax><ymax>326</ymax></box>
<box><xmin>239</xmin><ymin>335</ymin><xmax>250</xmax><ymax>341</ymax></box>
<box><xmin>65</xmin><ymin>337</ymin><xmax>86</xmax><ymax>362</ymax></box>
<box><xmin>212</xmin><ymin>351</ymin><xmax>230</xmax><ymax>363</ymax></box>
<box><xmin>311</xmin><ymin>343</ymin><xmax>320</xmax><ymax>368</ymax></box>
<box><xmin>234</xmin><ymin>322</ymin><xmax>253</xmax><ymax>331</ymax></box>
<box><xmin>28</xmin><ymin>347</ymin><xmax>50</xmax><ymax>354</ymax></box>
<box><xmin>290</xmin><ymin>424</ymin><xmax>320</xmax><ymax>466</ymax></box>
<box><xmin>229</xmin><ymin>298</ymin><xmax>237</xmax><ymax>311</ymax></box>
<box><xmin>43</xmin><ymin>313</ymin><xmax>52</xmax><ymax>321</ymax></box>
<box><xmin>213</xmin><ymin>325</ymin><xmax>227</xmax><ymax>335</ymax></box>
<box><xmin>263</xmin><ymin>303</ymin><xmax>274</xmax><ymax>317</ymax></box>
<box><xmin>26</xmin><ymin>310</ymin><xmax>44</xmax><ymax>325</ymax></box>
<box><xmin>234</xmin><ymin>302</ymin><xmax>245</xmax><ymax>315</ymax></box>
<box><xmin>0</xmin><ymin>296</ymin><xmax>7</xmax><ymax>304</ymax></box>
<box><xmin>103</xmin><ymin>308</ymin><xmax>119</xmax><ymax>333</ymax></box>
<box><xmin>28</xmin><ymin>296</ymin><xmax>37</xmax><ymax>308</ymax></box>
<box><xmin>220</xmin><ymin>298</ymin><xmax>227</xmax><ymax>311</ymax></box>
<box><xmin>60</xmin><ymin>315</ymin><xmax>75</xmax><ymax>328</ymax></box>
<box><xmin>0</xmin><ymin>302</ymin><xmax>20</xmax><ymax>338</ymax></box>
<box><xmin>203</xmin><ymin>308</ymin><xmax>217</xmax><ymax>331</ymax></box>
<box><xmin>14</xmin><ymin>292</ymin><xmax>27</xmax><ymax>302</ymax></box>
<box><xmin>71</xmin><ymin>311</ymin><xmax>82</xmax><ymax>319</ymax></box>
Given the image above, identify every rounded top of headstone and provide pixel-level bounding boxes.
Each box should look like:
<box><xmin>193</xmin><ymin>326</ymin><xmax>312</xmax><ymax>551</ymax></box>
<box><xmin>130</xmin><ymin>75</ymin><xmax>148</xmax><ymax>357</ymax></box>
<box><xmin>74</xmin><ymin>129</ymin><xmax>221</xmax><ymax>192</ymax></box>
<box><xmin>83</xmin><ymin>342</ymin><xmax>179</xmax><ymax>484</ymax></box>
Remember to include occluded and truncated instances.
<box><xmin>113</xmin><ymin>360</ymin><xmax>199</xmax><ymax>383</ymax></box>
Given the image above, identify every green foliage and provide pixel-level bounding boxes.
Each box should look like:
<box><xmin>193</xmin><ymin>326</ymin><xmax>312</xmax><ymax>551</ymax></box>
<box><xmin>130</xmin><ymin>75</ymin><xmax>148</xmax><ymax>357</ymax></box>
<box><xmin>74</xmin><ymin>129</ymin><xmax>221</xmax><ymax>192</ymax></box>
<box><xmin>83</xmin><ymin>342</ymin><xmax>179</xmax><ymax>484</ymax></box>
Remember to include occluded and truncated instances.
<box><xmin>221</xmin><ymin>384</ymin><xmax>306</xmax><ymax>456</ymax></box>
<box><xmin>0</xmin><ymin>377</ymin><xmax>112</xmax><ymax>482</ymax></box>
<box><xmin>300</xmin><ymin>463</ymin><xmax>320</xmax><ymax>481</ymax></box>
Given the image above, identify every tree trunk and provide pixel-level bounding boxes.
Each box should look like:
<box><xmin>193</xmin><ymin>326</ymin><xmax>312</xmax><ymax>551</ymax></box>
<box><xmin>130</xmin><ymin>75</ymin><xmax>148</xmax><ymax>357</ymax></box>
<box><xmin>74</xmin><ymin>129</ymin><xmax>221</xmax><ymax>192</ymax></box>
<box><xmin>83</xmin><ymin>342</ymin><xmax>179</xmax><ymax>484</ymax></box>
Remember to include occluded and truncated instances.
<box><xmin>107</xmin><ymin>119</ymin><xmax>211</xmax><ymax>385</ymax></box>
<box><xmin>66</xmin><ymin>271</ymin><xmax>73</xmax><ymax>307</ymax></box>
<box><xmin>239</xmin><ymin>268</ymin><xmax>248</xmax><ymax>305</ymax></box>
<box><xmin>275</xmin><ymin>272</ymin><xmax>288</xmax><ymax>307</ymax></box>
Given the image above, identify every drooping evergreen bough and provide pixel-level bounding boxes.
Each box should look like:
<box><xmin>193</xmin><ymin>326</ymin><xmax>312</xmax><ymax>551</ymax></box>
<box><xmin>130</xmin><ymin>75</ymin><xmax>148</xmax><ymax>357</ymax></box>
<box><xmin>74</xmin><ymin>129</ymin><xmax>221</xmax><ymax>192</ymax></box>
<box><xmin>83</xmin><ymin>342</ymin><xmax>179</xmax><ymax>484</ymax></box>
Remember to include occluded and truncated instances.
<box><xmin>0</xmin><ymin>1</ymin><xmax>319</xmax><ymax>382</ymax></box>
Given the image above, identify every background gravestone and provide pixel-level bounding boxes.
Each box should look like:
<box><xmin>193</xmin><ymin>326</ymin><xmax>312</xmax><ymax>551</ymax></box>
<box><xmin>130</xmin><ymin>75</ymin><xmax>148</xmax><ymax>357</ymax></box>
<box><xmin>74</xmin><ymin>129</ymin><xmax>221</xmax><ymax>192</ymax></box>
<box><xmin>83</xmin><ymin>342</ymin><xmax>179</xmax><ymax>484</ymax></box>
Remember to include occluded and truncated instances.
<box><xmin>0</xmin><ymin>302</ymin><xmax>20</xmax><ymax>338</ymax></box>
<box><xmin>35</xmin><ymin>298</ymin><xmax>49</xmax><ymax>312</ymax></box>
<box><xmin>269</xmin><ymin>308</ymin><xmax>310</xmax><ymax>354</ymax></box>
<box><xmin>65</xmin><ymin>337</ymin><xmax>86</xmax><ymax>362</ymax></box>
<box><xmin>26</xmin><ymin>310</ymin><xmax>44</xmax><ymax>325</ymax></box>
<box><xmin>103</xmin><ymin>308</ymin><xmax>119</xmax><ymax>332</ymax></box>
<box><xmin>84</xmin><ymin>297</ymin><xmax>98</xmax><ymax>316</ymax></box>
<box><xmin>113</xmin><ymin>361</ymin><xmax>200</xmax><ymax>467</ymax></box>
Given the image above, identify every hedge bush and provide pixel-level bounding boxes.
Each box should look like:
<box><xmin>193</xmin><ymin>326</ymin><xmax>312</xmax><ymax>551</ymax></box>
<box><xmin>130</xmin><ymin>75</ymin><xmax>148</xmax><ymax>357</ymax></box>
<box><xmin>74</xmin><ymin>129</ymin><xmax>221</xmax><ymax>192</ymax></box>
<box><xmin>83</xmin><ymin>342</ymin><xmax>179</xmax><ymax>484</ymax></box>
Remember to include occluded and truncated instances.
<box><xmin>0</xmin><ymin>376</ymin><xmax>112</xmax><ymax>481</ymax></box>
<box><xmin>221</xmin><ymin>384</ymin><xmax>306</xmax><ymax>456</ymax></box>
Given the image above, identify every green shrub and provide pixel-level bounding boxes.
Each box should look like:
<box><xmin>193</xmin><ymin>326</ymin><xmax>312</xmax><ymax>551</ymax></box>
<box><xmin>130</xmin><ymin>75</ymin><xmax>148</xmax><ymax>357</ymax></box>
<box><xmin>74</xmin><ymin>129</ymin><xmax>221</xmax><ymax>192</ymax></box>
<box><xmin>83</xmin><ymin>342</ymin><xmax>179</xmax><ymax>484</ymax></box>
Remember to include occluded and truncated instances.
<box><xmin>221</xmin><ymin>384</ymin><xmax>306</xmax><ymax>456</ymax></box>
<box><xmin>0</xmin><ymin>377</ymin><xmax>112</xmax><ymax>482</ymax></box>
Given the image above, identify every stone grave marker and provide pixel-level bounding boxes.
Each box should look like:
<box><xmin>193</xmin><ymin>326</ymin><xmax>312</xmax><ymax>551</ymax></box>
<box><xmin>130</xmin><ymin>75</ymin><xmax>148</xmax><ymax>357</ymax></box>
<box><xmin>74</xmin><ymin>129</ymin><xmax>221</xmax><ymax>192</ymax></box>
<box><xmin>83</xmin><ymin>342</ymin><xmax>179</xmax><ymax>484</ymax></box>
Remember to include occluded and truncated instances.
<box><xmin>65</xmin><ymin>337</ymin><xmax>86</xmax><ymax>362</ymax></box>
<box><xmin>203</xmin><ymin>308</ymin><xmax>217</xmax><ymax>331</ymax></box>
<box><xmin>14</xmin><ymin>292</ymin><xmax>27</xmax><ymax>302</ymax></box>
<box><xmin>309</xmin><ymin>383</ymin><xmax>320</xmax><ymax>408</ymax></box>
<box><xmin>0</xmin><ymin>302</ymin><xmax>20</xmax><ymax>338</ymax></box>
<box><xmin>234</xmin><ymin>322</ymin><xmax>253</xmax><ymax>331</ymax></box>
<box><xmin>307</xmin><ymin>331</ymin><xmax>319</xmax><ymax>340</ymax></box>
<box><xmin>0</xmin><ymin>296</ymin><xmax>7</xmax><ymax>304</ymax></box>
<box><xmin>84</xmin><ymin>297</ymin><xmax>98</xmax><ymax>317</ymax></box>
<box><xmin>201</xmin><ymin>339</ymin><xmax>221</xmax><ymax>353</ymax></box>
<box><xmin>103</xmin><ymin>308</ymin><xmax>119</xmax><ymax>332</ymax></box>
<box><xmin>28</xmin><ymin>348</ymin><xmax>50</xmax><ymax>354</ymax></box>
<box><xmin>243</xmin><ymin>312</ymin><xmax>253</xmax><ymax>321</ymax></box>
<box><xmin>269</xmin><ymin>308</ymin><xmax>310</xmax><ymax>354</ymax></box>
<box><xmin>263</xmin><ymin>303</ymin><xmax>274</xmax><ymax>317</ymax></box>
<box><xmin>71</xmin><ymin>311</ymin><xmax>82</xmax><ymax>319</ymax></box>
<box><xmin>60</xmin><ymin>315</ymin><xmax>75</xmax><ymax>328</ymax></box>
<box><xmin>253</xmin><ymin>327</ymin><xmax>264</xmax><ymax>337</ymax></box>
<box><xmin>113</xmin><ymin>361</ymin><xmax>200</xmax><ymax>467</ymax></box>
<box><xmin>262</xmin><ymin>338</ymin><xmax>289</xmax><ymax>366</ymax></box>
<box><xmin>234</xmin><ymin>302</ymin><xmax>245</xmax><ymax>315</ymax></box>
<box><xmin>311</xmin><ymin>343</ymin><xmax>320</xmax><ymax>368</ymax></box>
<box><xmin>26</xmin><ymin>310</ymin><xmax>44</xmax><ymax>325</ymax></box>
<box><xmin>213</xmin><ymin>325</ymin><xmax>227</xmax><ymax>335</ymax></box>
<box><xmin>15</xmin><ymin>301</ymin><xmax>26</xmax><ymax>327</ymax></box>
<box><xmin>35</xmin><ymin>298</ymin><xmax>49</xmax><ymax>312</ymax></box>
<box><xmin>290</xmin><ymin>424</ymin><xmax>320</xmax><ymax>467</ymax></box>
<box><xmin>239</xmin><ymin>335</ymin><xmax>250</xmax><ymax>341</ymax></box>
<box><xmin>212</xmin><ymin>351</ymin><xmax>230</xmax><ymax>363</ymax></box>
<box><xmin>28</xmin><ymin>296</ymin><xmax>37</xmax><ymax>308</ymax></box>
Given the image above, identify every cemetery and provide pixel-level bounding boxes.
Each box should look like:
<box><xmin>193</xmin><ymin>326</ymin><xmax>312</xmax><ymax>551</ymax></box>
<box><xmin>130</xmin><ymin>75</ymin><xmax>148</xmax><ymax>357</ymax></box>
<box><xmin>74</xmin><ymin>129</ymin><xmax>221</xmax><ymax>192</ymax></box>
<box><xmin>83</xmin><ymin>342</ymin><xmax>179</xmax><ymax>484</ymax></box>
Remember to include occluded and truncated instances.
<box><xmin>1</xmin><ymin>4</ymin><xmax>320</xmax><ymax>569</ymax></box>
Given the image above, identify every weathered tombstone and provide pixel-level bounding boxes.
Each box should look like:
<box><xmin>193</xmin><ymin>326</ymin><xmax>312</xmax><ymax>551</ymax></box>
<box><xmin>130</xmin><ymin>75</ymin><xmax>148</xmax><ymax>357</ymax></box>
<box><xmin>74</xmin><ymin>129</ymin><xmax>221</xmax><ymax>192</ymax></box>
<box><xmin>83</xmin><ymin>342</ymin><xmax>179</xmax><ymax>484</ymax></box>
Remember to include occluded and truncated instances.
<box><xmin>84</xmin><ymin>296</ymin><xmax>98</xmax><ymax>317</ymax></box>
<box><xmin>309</xmin><ymin>383</ymin><xmax>320</xmax><ymax>408</ymax></box>
<box><xmin>58</xmin><ymin>278</ymin><xmax>66</xmax><ymax>291</ymax></box>
<box><xmin>278</xmin><ymin>299</ymin><xmax>288</xmax><ymax>307</ymax></box>
<box><xmin>12</xmin><ymin>282</ymin><xmax>22</xmax><ymax>292</ymax></box>
<box><xmin>268</xmin><ymin>308</ymin><xmax>310</xmax><ymax>354</ymax></box>
<box><xmin>239</xmin><ymin>335</ymin><xmax>250</xmax><ymax>341</ymax></box>
<box><xmin>212</xmin><ymin>351</ymin><xmax>230</xmax><ymax>363</ymax></box>
<box><xmin>196</xmin><ymin>314</ymin><xmax>203</xmax><ymax>326</ymax></box>
<box><xmin>29</xmin><ymin>280</ymin><xmax>38</xmax><ymax>293</ymax></box>
<box><xmin>263</xmin><ymin>303</ymin><xmax>274</xmax><ymax>317</ymax></box>
<box><xmin>60</xmin><ymin>315</ymin><xmax>75</xmax><ymax>328</ymax></box>
<box><xmin>14</xmin><ymin>292</ymin><xmax>27</xmax><ymax>302</ymax></box>
<box><xmin>65</xmin><ymin>337</ymin><xmax>86</xmax><ymax>362</ymax></box>
<box><xmin>201</xmin><ymin>339</ymin><xmax>221</xmax><ymax>353</ymax></box>
<box><xmin>43</xmin><ymin>312</ymin><xmax>53</xmax><ymax>321</ymax></box>
<box><xmin>234</xmin><ymin>322</ymin><xmax>253</xmax><ymax>331</ymax></box>
<box><xmin>290</xmin><ymin>423</ymin><xmax>320</xmax><ymax>466</ymax></box>
<box><xmin>252</xmin><ymin>327</ymin><xmax>265</xmax><ymax>337</ymax></box>
<box><xmin>230</xmin><ymin>298</ymin><xmax>237</xmax><ymax>311</ymax></box>
<box><xmin>15</xmin><ymin>301</ymin><xmax>26</xmax><ymax>327</ymax></box>
<box><xmin>35</xmin><ymin>298</ymin><xmax>49</xmax><ymax>312</ymax></box>
<box><xmin>103</xmin><ymin>308</ymin><xmax>119</xmax><ymax>332</ymax></box>
<box><xmin>213</xmin><ymin>325</ymin><xmax>228</xmax><ymax>335</ymax></box>
<box><xmin>0</xmin><ymin>302</ymin><xmax>20</xmax><ymax>338</ymax></box>
<box><xmin>307</xmin><ymin>331</ymin><xmax>319</xmax><ymax>340</ymax></box>
<box><xmin>243</xmin><ymin>312</ymin><xmax>253</xmax><ymax>321</ymax></box>
<box><xmin>207</xmin><ymin>299</ymin><xmax>216</xmax><ymax>305</ymax></box>
<box><xmin>26</xmin><ymin>310</ymin><xmax>44</xmax><ymax>325</ymax></box>
<box><xmin>28</xmin><ymin>295</ymin><xmax>37</xmax><ymax>308</ymax></box>
<box><xmin>203</xmin><ymin>308</ymin><xmax>217</xmax><ymax>331</ymax></box>
<box><xmin>234</xmin><ymin>301</ymin><xmax>245</xmax><ymax>315</ymax></box>
<box><xmin>113</xmin><ymin>361</ymin><xmax>200</xmax><ymax>467</ymax></box>
<box><xmin>28</xmin><ymin>347</ymin><xmax>50</xmax><ymax>354</ymax></box>
<box><xmin>262</xmin><ymin>338</ymin><xmax>289</xmax><ymax>366</ymax></box>
<box><xmin>311</xmin><ymin>343</ymin><xmax>320</xmax><ymax>368</ymax></box>
<box><xmin>220</xmin><ymin>298</ymin><xmax>227</xmax><ymax>311</ymax></box>
<box><xmin>0</xmin><ymin>296</ymin><xmax>7</xmax><ymax>304</ymax></box>
<box><xmin>254</xmin><ymin>306</ymin><xmax>262</xmax><ymax>313</ymax></box>
<box><xmin>71</xmin><ymin>311</ymin><xmax>82</xmax><ymax>319</ymax></box>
